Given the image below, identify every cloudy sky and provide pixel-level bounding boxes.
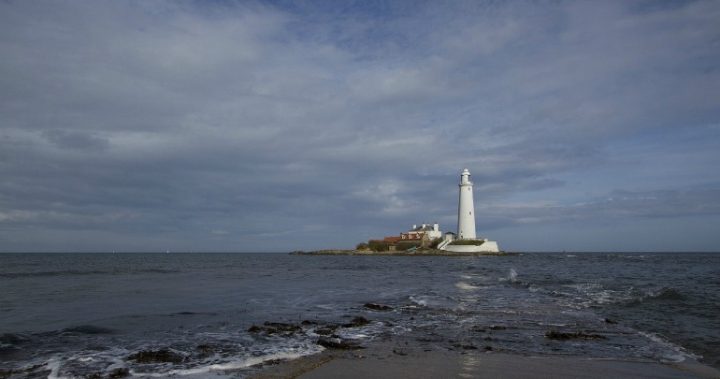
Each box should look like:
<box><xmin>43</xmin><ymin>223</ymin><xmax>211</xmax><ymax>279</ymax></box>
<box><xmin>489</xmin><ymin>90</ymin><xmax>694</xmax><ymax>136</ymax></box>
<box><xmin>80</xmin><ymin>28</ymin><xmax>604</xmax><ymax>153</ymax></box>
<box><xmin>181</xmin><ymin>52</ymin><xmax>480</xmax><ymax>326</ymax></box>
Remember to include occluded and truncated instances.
<box><xmin>1</xmin><ymin>1</ymin><xmax>719</xmax><ymax>252</ymax></box>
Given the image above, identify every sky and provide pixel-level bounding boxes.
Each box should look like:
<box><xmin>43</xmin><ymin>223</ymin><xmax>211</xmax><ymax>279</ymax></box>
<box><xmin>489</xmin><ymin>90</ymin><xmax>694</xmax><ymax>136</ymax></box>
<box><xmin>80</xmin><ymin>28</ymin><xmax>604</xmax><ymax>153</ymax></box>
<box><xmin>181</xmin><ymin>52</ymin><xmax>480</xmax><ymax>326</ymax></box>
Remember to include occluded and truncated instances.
<box><xmin>0</xmin><ymin>0</ymin><xmax>719</xmax><ymax>252</ymax></box>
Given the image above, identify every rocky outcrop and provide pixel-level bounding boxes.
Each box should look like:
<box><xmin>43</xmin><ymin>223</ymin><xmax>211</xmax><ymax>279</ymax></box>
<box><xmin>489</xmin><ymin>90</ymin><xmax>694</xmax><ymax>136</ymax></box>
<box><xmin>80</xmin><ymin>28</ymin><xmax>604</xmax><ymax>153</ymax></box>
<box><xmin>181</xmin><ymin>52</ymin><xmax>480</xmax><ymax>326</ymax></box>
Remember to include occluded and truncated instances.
<box><xmin>316</xmin><ymin>337</ymin><xmax>364</xmax><ymax>350</ymax></box>
<box><xmin>127</xmin><ymin>349</ymin><xmax>185</xmax><ymax>364</ymax></box>
<box><xmin>363</xmin><ymin>303</ymin><xmax>393</xmax><ymax>311</ymax></box>
<box><xmin>545</xmin><ymin>331</ymin><xmax>606</xmax><ymax>340</ymax></box>
<box><xmin>291</xmin><ymin>249</ymin><xmax>510</xmax><ymax>256</ymax></box>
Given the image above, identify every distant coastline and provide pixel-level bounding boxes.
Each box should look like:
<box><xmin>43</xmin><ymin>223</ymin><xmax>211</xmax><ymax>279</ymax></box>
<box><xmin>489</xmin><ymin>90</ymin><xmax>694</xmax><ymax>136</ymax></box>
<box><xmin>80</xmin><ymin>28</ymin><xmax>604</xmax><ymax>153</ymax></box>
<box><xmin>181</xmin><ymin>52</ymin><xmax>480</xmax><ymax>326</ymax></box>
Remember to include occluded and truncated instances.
<box><xmin>290</xmin><ymin>249</ymin><xmax>512</xmax><ymax>256</ymax></box>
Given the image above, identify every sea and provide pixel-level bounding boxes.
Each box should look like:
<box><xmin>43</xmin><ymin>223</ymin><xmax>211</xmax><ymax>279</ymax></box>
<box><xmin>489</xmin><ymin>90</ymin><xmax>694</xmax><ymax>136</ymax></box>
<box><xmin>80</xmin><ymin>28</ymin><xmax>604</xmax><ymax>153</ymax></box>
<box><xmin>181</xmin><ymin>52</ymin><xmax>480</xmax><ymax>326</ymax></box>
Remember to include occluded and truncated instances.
<box><xmin>1</xmin><ymin>252</ymin><xmax>718</xmax><ymax>378</ymax></box>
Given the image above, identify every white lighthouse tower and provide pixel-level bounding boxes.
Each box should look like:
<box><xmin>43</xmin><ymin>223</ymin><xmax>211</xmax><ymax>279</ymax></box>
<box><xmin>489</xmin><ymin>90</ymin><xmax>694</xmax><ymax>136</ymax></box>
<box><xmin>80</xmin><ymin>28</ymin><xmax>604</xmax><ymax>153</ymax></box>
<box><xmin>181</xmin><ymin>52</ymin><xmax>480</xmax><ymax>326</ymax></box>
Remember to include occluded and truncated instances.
<box><xmin>457</xmin><ymin>168</ymin><xmax>477</xmax><ymax>240</ymax></box>
<box><xmin>438</xmin><ymin>168</ymin><xmax>500</xmax><ymax>253</ymax></box>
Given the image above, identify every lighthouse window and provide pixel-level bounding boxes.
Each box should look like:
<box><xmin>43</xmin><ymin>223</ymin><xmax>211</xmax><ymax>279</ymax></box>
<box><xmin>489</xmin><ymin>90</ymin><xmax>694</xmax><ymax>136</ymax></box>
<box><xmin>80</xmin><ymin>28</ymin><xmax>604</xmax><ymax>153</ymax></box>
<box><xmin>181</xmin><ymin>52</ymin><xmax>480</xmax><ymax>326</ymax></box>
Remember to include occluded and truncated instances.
<box><xmin>469</xmin><ymin>211</ymin><xmax>472</xmax><ymax>215</ymax></box>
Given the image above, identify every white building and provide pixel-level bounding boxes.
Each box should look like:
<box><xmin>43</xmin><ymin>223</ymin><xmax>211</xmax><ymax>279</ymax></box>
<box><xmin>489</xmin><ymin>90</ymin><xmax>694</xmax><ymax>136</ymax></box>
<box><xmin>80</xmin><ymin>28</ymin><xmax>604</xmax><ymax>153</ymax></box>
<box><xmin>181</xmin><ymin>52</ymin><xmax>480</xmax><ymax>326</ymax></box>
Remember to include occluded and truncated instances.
<box><xmin>440</xmin><ymin>168</ymin><xmax>500</xmax><ymax>253</ymax></box>
<box><xmin>401</xmin><ymin>223</ymin><xmax>442</xmax><ymax>241</ymax></box>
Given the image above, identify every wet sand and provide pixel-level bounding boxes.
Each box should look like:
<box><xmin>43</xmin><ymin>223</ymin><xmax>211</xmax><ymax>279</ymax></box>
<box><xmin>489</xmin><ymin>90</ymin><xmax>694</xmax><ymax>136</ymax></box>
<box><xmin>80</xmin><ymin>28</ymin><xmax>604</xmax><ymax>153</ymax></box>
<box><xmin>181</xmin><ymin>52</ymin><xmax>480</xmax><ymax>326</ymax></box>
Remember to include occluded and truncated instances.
<box><xmin>254</xmin><ymin>343</ymin><xmax>720</xmax><ymax>379</ymax></box>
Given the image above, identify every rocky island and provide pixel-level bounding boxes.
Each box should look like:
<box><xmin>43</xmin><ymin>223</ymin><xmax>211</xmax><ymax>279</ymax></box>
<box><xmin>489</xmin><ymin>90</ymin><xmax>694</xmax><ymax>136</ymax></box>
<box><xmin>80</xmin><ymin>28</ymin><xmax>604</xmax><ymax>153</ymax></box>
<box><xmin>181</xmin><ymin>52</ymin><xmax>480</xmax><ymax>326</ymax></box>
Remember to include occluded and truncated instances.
<box><xmin>295</xmin><ymin>168</ymin><xmax>504</xmax><ymax>256</ymax></box>
<box><xmin>290</xmin><ymin>248</ymin><xmax>510</xmax><ymax>257</ymax></box>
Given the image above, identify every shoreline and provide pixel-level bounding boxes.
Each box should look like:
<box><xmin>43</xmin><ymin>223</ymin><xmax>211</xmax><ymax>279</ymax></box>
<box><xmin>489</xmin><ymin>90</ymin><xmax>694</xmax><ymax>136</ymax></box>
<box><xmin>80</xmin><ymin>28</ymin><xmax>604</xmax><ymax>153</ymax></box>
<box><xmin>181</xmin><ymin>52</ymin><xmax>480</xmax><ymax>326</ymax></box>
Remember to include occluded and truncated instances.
<box><xmin>252</xmin><ymin>340</ymin><xmax>720</xmax><ymax>379</ymax></box>
<box><xmin>290</xmin><ymin>249</ymin><xmax>515</xmax><ymax>256</ymax></box>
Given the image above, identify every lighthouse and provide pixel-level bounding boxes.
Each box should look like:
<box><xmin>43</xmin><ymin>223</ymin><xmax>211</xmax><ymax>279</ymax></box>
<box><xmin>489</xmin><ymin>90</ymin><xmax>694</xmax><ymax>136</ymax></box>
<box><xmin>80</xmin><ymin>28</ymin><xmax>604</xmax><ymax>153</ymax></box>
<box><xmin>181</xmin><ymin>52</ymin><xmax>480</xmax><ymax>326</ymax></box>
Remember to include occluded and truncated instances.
<box><xmin>457</xmin><ymin>168</ymin><xmax>477</xmax><ymax>239</ymax></box>
<box><xmin>438</xmin><ymin>168</ymin><xmax>500</xmax><ymax>253</ymax></box>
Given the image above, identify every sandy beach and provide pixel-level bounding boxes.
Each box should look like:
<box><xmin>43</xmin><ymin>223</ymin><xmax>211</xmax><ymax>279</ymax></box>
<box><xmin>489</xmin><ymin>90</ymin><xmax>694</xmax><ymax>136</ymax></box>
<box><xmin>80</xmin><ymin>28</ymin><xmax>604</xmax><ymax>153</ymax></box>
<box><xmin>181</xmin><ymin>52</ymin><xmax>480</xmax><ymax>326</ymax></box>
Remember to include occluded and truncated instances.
<box><xmin>255</xmin><ymin>342</ymin><xmax>720</xmax><ymax>379</ymax></box>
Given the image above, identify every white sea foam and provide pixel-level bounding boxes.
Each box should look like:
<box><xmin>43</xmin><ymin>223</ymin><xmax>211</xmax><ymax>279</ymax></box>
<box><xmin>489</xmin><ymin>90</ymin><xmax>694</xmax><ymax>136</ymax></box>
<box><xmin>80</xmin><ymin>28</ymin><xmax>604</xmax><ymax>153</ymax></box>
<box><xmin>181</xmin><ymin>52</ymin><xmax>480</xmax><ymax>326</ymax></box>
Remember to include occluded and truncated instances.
<box><xmin>409</xmin><ymin>295</ymin><xmax>428</xmax><ymax>307</ymax></box>
<box><xmin>455</xmin><ymin>281</ymin><xmax>483</xmax><ymax>291</ymax></box>
<box><xmin>559</xmin><ymin>282</ymin><xmax>684</xmax><ymax>309</ymax></box>
<box><xmin>498</xmin><ymin>268</ymin><xmax>518</xmax><ymax>283</ymax></box>
<box><xmin>557</xmin><ymin>282</ymin><xmax>633</xmax><ymax>308</ymax></box>
<box><xmin>46</xmin><ymin>358</ymin><xmax>68</xmax><ymax>379</ymax></box>
<box><xmin>335</xmin><ymin>321</ymin><xmax>384</xmax><ymax>340</ymax></box>
<box><xmin>389</xmin><ymin>324</ymin><xmax>412</xmax><ymax>334</ymax></box>
<box><xmin>638</xmin><ymin>331</ymin><xmax>697</xmax><ymax>363</ymax></box>
<box><xmin>129</xmin><ymin>347</ymin><xmax>324</xmax><ymax>378</ymax></box>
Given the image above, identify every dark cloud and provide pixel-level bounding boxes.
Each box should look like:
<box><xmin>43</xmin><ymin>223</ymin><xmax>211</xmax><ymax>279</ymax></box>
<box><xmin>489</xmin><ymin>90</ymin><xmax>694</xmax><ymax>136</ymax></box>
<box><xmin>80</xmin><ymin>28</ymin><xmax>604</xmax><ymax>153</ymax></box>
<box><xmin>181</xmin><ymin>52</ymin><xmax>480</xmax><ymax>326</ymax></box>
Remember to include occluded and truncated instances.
<box><xmin>42</xmin><ymin>130</ymin><xmax>109</xmax><ymax>151</ymax></box>
<box><xmin>478</xmin><ymin>187</ymin><xmax>720</xmax><ymax>229</ymax></box>
<box><xmin>0</xmin><ymin>1</ymin><xmax>719</xmax><ymax>251</ymax></box>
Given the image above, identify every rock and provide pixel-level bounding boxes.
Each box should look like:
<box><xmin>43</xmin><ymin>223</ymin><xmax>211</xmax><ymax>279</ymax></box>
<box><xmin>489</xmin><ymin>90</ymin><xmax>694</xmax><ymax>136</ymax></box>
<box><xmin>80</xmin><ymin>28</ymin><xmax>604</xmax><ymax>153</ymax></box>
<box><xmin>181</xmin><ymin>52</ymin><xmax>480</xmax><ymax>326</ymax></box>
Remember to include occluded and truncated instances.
<box><xmin>196</xmin><ymin>344</ymin><xmax>215</xmax><ymax>356</ymax></box>
<box><xmin>364</xmin><ymin>303</ymin><xmax>393</xmax><ymax>311</ymax></box>
<box><xmin>196</xmin><ymin>344</ymin><xmax>212</xmax><ymax>351</ymax></box>
<box><xmin>484</xmin><ymin>346</ymin><xmax>493</xmax><ymax>351</ymax></box>
<box><xmin>316</xmin><ymin>337</ymin><xmax>364</xmax><ymax>350</ymax></box>
<box><xmin>247</xmin><ymin>322</ymin><xmax>301</xmax><ymax>335</ymax></box>
<box><xmin>343</xmin><ymin>316</ymin><xmax>370</xmax><ymax>328</ymax></box>
<box><xmin>264</xmin><ymin>322</ymin><xmax>302</xmax><ymax>333</ymax></box>
<box><xmin>0</xmin><ymin>333</ymin><xmax>30</xmax><ymax>345</ymax></box>
<box><xmin>260</xmin><ymin>359</ymin><xmax>283</xmax><ymax>366</ymax></box>
<box><xmin>127</xmin><ymin>349</ymin><xmax>184</xmax><ymax>364</ymax></box>
<box><xmin>62</xmin><ymin>325</ymin><xmax>115</xmax><ymax>335</ymax></box>
<box><xmin>108</xmin><ymin>368</ymin><xmax>130</xmax><ymax>378</ymax></box>
<box><xmin>301</xmin><ymin>320</ymin><xmax>318</xmax><ymax>325</ymax></box>
<box><xmin>545</xmin><ymin>331</ymin><xmax>606</xmax><ymax>340</ymax></box>
<box><xmin>604</xmin><ymin>318</ymin><xmax>618</xmax><ymax>324</ymax></box>
<box><xmin>452</xmin><ymin>343</ymin><xmax>478</xmax><ymax>350</ymax></box>
<box><xmin>314</xmin><ymin>326</ymin><xmax>338</xmax><ymax>335</ymax></box>
<box><xmin>392</xmin><ymin>348</ymin><xmax>407</xmax><ymax>356</ymax></box>
<box><xmin>489</xmin><ymin>325</ymin><xmax>507</xmax><ymax>330</ymax></box>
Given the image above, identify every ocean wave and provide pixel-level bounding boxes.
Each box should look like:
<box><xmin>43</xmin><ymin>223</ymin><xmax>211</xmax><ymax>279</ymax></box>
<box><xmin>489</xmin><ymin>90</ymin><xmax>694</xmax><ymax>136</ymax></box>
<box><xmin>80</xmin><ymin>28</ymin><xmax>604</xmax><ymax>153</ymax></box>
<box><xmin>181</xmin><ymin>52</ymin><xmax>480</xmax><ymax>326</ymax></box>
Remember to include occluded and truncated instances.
<box><xmin>621</xmin><ymin>287</ymin><xmax>687</xmax><ymax>306</ymax></box>
<box><xmin>130</xmin><ymin>346</ymin><xmax>324</xmax><ymax>377</ymax></box>
<box><xmin>637</xmin><ymin>331</ymin><xmax>698</xmax><ymax>363</ymax></box>
<box><xmin>554</xmin><ymin>284</ymin><xmax>688</xmax><ymax>309</ymax></box>
<box><xmin>497</xmin><ymin>268</ymin><xmax>519</xmax><ymax>284</ymax></box>
<box><xmin>61</xmin><ymin>325</ymin><xmax>116</xmax><ymax>335</ymax></box>
<box><xmin>407</xmin><ymin>294</ymin><xmax>460</xmax><ymax>311</ymax></box>
<box><xmin>455</xmin><ymin>282</ymin><xmax>485</xmax><ymax>291</ymax></box>
<box><xmin>36</xmin><ymin>329</ymin><xmax>327</xmax><ymax>379</ymax></box>
<box><xmin>645</xmin><ymin>287</ymin><xmax>686</xmax><ymax>301</ymax></box>
<box><xmin>0</xmin><ymin>332</ymin><xmax>31</xmax><ymax>351</ymax></box>
<box><xmin>0</xmin><ymin>333</ymin><xmax>31</xmax><ymax>345</ymax></box>
<box><xmin>408</xmin><ymin>295</ymin><xmax>429</xmax><ymax>307</ymax></box>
